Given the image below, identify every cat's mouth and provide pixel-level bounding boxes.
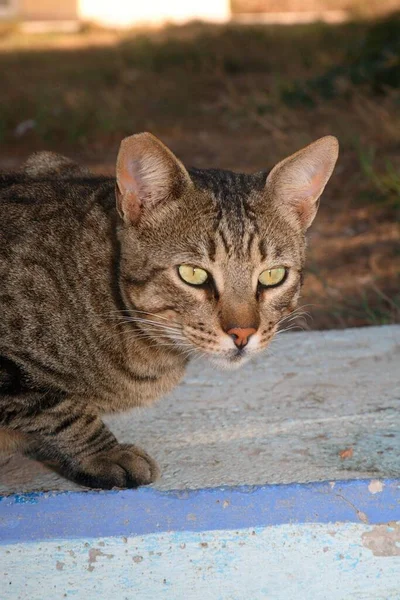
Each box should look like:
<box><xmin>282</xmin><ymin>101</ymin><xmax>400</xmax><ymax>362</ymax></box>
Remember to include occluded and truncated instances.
<box><xmin>141</xmin><ymin>319</ymin><xmax>272</xmax><ymax>369</ymax></box>
<box><xmin>208</xmin><ymin>353</ymin><xmax>251</xmax><ymax>370</ymax></box>
<box><xmin>205</xmin><ymin>347</ymin><xmax>255</xmax><ymax>370</ymax></box>
<box><xmin>171</xmin><ymin>325</ymin><xmax>273</xmax><ymax>369</ymax></box>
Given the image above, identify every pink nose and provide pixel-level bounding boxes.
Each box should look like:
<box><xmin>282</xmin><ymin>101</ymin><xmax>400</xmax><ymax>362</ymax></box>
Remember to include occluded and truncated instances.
<box><xmin>226</xmin><ymin>327</ymin><xmax>257</xmax><ymax>349</ymax></box>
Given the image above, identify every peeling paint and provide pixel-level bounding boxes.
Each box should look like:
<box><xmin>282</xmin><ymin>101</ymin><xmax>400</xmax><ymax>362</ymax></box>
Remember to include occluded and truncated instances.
<box><xmin>335</xmin><ymin>493</ymin><xmax>369</xmax><ymax>524</ymax></box>
<box><xmin>362</xmin><ymin>524</ymin><xmax>400</xmax><ymax>557</ymax></box>
<box><xmin>2</xmin><ymin>524</ymin><xmax>400</xmax><ymax>599</ymax></box>
<box><xmin>87</xmin><ymin>548</ymin><xmax>113</xmax><ymax>572</ymax></box>
<box><xmin>368</xmin><ymin>480</ymin><xmax>384</xmax><ymax>494</ymax></box>
<box><xmin>357</xmin><ymin>510</ymin><xmax>369</xmax><ymax>524</ymax></box>
<box><xmin>2</xmin><ymin>479</ymin><xmax>399</xmax><ymax>545</ymax></box>
<box><xmin>132</xmin><ymin>555</ymin><xmax>143</xmax><ymax>563</ymax></box>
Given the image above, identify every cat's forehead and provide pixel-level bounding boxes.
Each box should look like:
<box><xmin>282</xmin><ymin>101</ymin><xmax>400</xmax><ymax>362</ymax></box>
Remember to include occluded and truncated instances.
<box><xmin>186</xmin><ymin>167</ymin><xmax>299</xmax><ymax>264</ymax></box>
<box><xmin>139</xmin><ymin>167</ymin><xmax>302</xmax><ymax>268</ymax></box>
<box><xmin>189</xmin><ymin>167</ymin><xmax>266</xmax><ymax>206</ymax></box>
<box><xmin>188</xmin><ymin>167</ymin><xmax>265</xmax><ymax>251</ymax></box>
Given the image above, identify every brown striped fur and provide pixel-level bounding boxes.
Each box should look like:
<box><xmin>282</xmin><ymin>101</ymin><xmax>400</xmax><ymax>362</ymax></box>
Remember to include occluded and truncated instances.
<box><xmin>0</xmin><ymin>133</ymin><xmax>338</xmax><ymax>489</ymax></box>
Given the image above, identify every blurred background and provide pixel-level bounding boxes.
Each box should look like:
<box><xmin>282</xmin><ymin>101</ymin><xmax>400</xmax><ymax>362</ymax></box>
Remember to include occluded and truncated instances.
<box><xmin>0</xmin><ymin>0</ymin><xmax>399</xmax><ymax>330</ymax></box>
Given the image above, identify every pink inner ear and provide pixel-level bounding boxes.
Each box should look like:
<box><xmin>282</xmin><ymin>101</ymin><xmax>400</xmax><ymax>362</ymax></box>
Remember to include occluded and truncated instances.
<box><xmin>293</xmin><ymin>172</ymin><xmax>325</xmax><ymax>227</ymax></box>
<box><xmin>299</xmin><ymin>170</ymin><xmax>325</xmax><ymax>200</ymax></box>
<box><xmin>116</xmin><ymin>176</ymin><xmax>141</xmax><ymax>223</ymax></box>
<box><xmin>122</xmin><ymin>191</ymin><xmax>142</xmax><ymax>223</ymax></box>
<box><xmin>266</xmin><ymin>135</ymin><xmax>338</xmax><ymax>229</ymax></box>
<box><xmin>297</xmin><ymin>194</ymin><xmax>317</xmax><ymax>226</ymax></box>
<box><xmin>118</xmin><ymin>158</ymin><xmax>141</xmax><ymax>197</ymax></box>
<box><xmin>116</xmin><ymin>158</ymin><xmax>144</xmax><ymax>223</ymax></box>
<box><xmin>116</xmin><ymin>132</ymin><xmax>193</xmax><ymax>224</ymax></box>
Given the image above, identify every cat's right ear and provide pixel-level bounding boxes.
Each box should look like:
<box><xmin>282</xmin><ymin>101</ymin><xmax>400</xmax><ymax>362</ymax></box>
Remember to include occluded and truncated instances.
<box><xmin>115</xmin><ymin>133</ymin><xmax>192</xmax><ymax>224</ymax></box>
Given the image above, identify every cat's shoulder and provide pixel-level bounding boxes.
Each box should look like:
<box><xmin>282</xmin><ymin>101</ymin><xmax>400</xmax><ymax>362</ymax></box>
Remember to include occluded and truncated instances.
<box><xmin>0</xmin><ymin>153</ymin><xmax>114</xmax><ymax>207</ymax></box>
<box><xmin>21</xmin><ymin>151</ymin><xmax>91</xmax><ymax>179</ymax></box>
<box><xmin>0</xmin><ymin>158</ymin><xmax>115</xmax><ymax>242</ymax></box>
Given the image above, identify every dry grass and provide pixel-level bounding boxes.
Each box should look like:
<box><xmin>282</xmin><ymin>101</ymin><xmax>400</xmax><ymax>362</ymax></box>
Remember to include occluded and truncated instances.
<box><xmin>0</xmin><ymin>17</ymin><xmax>399</xmax><ymax>329</ymax></box>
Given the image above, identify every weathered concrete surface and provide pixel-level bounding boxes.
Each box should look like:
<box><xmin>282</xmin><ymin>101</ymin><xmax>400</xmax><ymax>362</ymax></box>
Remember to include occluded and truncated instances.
<box><xmin>0</xmin><ymin>325</ymin><xmax>399</xmax><ymax>494</ymax></box>
<box><xmin>2</xmin><ymin>525</ymin><xmax>400</xmax><ymax>600</ymax></box>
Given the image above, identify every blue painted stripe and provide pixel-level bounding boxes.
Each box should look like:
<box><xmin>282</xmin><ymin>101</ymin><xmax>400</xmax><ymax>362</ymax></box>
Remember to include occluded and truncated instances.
<box><xmin>0</xmin><ymin>479</ymin><xmax>399</xmax><ymax>544</ymax></box>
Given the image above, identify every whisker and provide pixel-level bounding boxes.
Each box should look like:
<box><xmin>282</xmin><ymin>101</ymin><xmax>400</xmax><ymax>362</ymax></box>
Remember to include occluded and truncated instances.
<box><xmin>276</xmin><ymin>324</ymin><xmax>305</xmax><ymax>335</ymax></box>
<box><xmin>107</xmin><ymin>308</ymin><xmax>176</xmax><ymax>323</ymax></box>
<box><xmin>118</xmin><ymin>316</ymin><xmax>181</xmax><ymax>329</ymax></box>
<box><xmin>124</xmin><ymin>317</ymin><xmax>182</xmax><ymax>332</ymax></box>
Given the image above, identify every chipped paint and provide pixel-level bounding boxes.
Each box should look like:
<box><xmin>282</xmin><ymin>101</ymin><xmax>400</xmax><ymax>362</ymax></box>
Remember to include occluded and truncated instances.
<box><xmin>87</xmin><ymin>548</ymin><xmax>113</xmax><ymax>572</ymax></box>
<box><xmin>368</xmin><ymin>480</ymin><xmax>384</xmax><ymax>494</ymax></box>
<box><xmin>132</xmin><ymin>555</ymin><xmax>144</xmax><ymax>563</ymax></box>
<box><xmin>1</xmin><ymin>524</ymin><xmax>400</xmax><ymax>599</ymax></box>
<box><xmin>0</xmin><ymin>320</ymin><xmax>399</xmax><ymax>600</ymax></box>
<box><xmin>362</xmin><ymin>523</ymin><xmax>400</xmax><ymax>557</ymax></box>
<box><xmin>1</xmin><ymin>479</ymin><xmax>400</xmax><ymax>544</ymax></box>
<box><xmin>358</xmin><ymin>511</ymin><xmax>369</xmax><ymax>524</ymax></box>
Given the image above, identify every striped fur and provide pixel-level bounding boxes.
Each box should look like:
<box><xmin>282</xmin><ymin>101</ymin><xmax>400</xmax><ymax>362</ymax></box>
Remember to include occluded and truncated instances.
<box><xmin>0</xmin><ymin>135</ymin><xmax>338</xmax><ymax>489</ymax></box>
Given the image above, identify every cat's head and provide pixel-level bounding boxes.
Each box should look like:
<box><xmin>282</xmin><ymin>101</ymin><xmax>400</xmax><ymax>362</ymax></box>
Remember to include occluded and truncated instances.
<box><xmin>116</xmin><ymin>133</ymin><xmax>338</xmax><ymax>369</ymax></box>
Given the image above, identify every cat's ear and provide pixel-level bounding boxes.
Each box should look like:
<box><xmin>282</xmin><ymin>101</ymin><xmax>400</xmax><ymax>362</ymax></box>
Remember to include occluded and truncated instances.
<box><xmin>116</xmin><ymin>132</ymin><xmax>192</xmax><ymax>224</ymax></box>
<box><xmin>265</xmin><ymin>136</ymin><xmax>339</xmax><ymax>229</ymax></box>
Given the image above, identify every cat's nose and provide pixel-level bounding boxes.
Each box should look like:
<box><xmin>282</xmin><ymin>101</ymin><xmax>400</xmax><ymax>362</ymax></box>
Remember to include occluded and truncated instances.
<box><xmin>226</xmin><ymin>327</ymin><xmax>257</xmax><ymax>349</ymax></box>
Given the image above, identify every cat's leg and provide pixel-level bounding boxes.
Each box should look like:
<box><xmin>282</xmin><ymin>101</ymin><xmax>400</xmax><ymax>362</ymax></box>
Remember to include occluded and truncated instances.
<box><xmin>3</xmin><ymin>395</ymin><xmax>159</xmax><ymax>489</ymax></box>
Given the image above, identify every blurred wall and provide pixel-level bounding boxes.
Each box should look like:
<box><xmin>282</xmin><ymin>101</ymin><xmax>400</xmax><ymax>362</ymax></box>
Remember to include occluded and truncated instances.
<box><xmin>232</xmin><ymin>0</ymin><xmax>400</xmax><ymax>16</ymax></box>
<box><xmin>20</xmin><ymin>0</ymin><xmax>78</xmax><ymax>20</ymax></box>
<box><xmin>79</xmin><ymin>0</ymin><xmax>231</xmax><ymax>26</ymax></box>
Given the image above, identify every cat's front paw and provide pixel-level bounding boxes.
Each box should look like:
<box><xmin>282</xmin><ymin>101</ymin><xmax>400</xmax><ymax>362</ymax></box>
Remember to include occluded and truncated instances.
<box><xmin>81</xmin><ymin>443</ymin><xmax>160</xmax><ymax>489</ymax></box>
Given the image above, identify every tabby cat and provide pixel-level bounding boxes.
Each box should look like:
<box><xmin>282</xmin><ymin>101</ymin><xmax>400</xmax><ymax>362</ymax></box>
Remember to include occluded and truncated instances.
<box><xmin>0</xmin><ymin>133</ymin><xmax>338</xmax><ymax>489</ymax></box>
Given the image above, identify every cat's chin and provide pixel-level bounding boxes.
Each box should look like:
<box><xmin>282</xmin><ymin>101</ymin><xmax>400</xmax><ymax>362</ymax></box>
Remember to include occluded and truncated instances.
<box><xmin>208</xmin><ymin>353</ymin><xmax>253</xmax><ymax>371</ymax></box>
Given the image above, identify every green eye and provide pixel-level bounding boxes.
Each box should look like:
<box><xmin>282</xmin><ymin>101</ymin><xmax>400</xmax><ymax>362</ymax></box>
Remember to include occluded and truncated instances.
<box><xmin>258</xmin><ymin>267</ymin><xmax>286</xmax><ymax>287</ymax></box>
<box><xmin>178</xmin><ymin>265</ymin><xmax>209</xmax><ymax>286</ymax></box>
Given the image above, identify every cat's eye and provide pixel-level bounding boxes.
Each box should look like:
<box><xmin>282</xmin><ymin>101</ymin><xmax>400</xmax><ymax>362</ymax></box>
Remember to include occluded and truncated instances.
<box><xmin>178</xmin><ymin>265</ymin><xmax>209</xmax><ymax>286</ymax></box>
<box><xmin>258</xmin><ymin>267</ymin><xmax>286</xmax><ymax>287</ymax></box>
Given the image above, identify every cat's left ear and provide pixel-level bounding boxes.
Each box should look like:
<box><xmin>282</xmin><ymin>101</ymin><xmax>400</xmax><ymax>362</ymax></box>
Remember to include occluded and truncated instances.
<box><xmin>116</xmin><ymin>132</ymin><xmax>192</xmax><ymax>224</ymax></box>
<box><xmin>265</xmin><ymin>136</ymin><xmax>339</xmax><ymax>230</ymax></box>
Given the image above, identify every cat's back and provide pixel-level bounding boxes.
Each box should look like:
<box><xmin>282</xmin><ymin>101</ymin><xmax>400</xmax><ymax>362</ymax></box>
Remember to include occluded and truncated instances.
<box><xmin>0</xmin><ymin>162</ymin><xmax>124</xmax><ymax>394</ymax></box>
<box><xmin>0</xmin><ymin>159</ymin><xmax>117</xmax><ymax>305</ymax></box>
<box><xmin>0</xmin><ymin>169</ymin><xmax>114</xmax><ymax>243</ymax></box>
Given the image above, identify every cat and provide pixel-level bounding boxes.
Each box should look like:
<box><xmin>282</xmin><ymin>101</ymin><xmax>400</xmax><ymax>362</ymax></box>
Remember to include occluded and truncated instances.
<box><xmin>0</xmin><ymin>133</ymin><xmax>338</xmax><ymax>489</ymax></box>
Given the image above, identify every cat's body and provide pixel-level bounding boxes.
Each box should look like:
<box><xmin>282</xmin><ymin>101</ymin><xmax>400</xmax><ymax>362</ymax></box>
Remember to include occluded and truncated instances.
<box><xmin>0</xmin><ymin>134</ymin><xmax>338</xmax><ymax>489</ymax></box>
<box><xmin>0</xmin><ymin>171</ymin><xmax>185</xmax><ymax>410</ymax></box>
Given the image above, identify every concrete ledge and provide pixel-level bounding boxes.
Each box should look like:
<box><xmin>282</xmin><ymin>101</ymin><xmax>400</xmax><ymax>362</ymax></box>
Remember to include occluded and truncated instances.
<box><xmin>0</xmin><ymin>326</ymin><xmax>399</xmax><ymax>598</ymax></box>
<box><xmin>1</xmin><ymin>479</ymin><xmax>400</xmax><ymax>544</ymax></box>
<box><xmin>1</xmin><ymin>325</ymin><xmax>399</xmax><ymax>494</ymax></box>
<box><xmin>1</xmin><ymin>479</ymin><xmax>399</xmax><ymax>599</ymax></box>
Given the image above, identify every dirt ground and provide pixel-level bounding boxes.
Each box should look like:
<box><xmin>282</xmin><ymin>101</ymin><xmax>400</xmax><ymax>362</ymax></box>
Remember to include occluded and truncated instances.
<box><xmin>0</xmin><ymin>21</ymin><xmax>399</xmax><ymax>330</ymax></box>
